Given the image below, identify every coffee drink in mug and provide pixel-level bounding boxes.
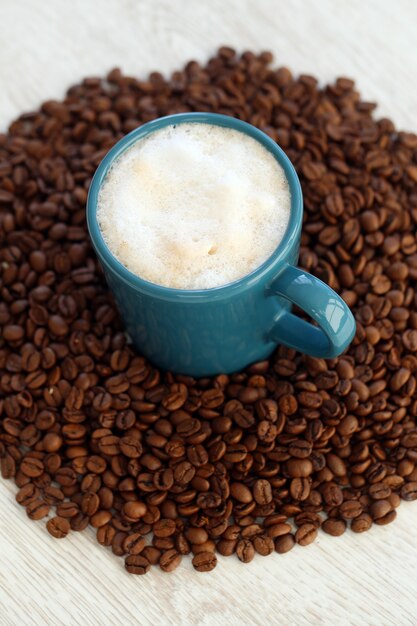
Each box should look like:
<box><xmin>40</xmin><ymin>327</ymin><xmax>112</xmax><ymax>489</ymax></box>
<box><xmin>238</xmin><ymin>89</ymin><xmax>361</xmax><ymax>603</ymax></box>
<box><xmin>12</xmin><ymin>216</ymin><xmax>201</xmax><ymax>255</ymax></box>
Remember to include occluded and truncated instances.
<box><xmin>88</xmin><ymin>112</ymin><xmax>355</xmax><ymax>376</ymax></box>
<box><xmin>97</xmin><ymin>123</ymin><xmax>291</xmax><ymax>290</ymax></box>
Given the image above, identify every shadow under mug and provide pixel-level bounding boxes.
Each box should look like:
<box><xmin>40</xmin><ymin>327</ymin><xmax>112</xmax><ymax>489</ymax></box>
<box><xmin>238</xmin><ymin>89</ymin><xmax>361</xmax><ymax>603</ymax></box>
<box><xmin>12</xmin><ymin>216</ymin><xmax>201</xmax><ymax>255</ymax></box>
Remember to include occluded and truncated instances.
<box><xmin>87</xmin><ymin>112</ymin><xmax>356</xmax><ymax>376</ymax></box>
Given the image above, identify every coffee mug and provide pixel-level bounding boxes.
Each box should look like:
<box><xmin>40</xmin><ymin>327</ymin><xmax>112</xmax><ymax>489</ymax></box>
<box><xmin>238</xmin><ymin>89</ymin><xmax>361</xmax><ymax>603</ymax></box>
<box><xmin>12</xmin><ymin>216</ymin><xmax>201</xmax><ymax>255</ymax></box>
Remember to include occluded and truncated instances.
<box><xmin>87</xmin><ymin>112</ymin><xmax>356</xmax><ymax>376</ymax></box>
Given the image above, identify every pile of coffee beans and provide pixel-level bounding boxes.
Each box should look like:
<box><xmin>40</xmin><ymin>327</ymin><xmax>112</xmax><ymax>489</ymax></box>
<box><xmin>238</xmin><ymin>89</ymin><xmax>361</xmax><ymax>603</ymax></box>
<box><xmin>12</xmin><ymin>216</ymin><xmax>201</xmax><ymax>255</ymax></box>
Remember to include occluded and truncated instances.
<box><xmin>1</xmin><ymin>47</ymin><xmax>417</xmax><ymax>574</ymax></box>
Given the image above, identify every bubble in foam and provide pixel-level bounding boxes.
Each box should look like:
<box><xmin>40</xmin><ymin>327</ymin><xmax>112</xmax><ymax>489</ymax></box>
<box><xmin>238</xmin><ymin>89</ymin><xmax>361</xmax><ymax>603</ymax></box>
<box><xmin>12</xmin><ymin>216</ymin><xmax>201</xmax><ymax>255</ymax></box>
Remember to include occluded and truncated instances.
<box><xmin>97</xmin><ymin>123</ymin><xmax>291</xmax><ymax>290</ymax></box>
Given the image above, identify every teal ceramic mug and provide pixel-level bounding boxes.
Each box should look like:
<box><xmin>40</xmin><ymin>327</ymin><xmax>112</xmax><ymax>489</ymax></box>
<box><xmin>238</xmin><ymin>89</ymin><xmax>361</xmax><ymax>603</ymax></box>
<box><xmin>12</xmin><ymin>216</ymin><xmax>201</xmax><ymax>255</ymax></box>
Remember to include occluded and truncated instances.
<box><xmin>87</xmin><ymin>112</ymin><xmax>356</xmax><ymax>376</ymax></box>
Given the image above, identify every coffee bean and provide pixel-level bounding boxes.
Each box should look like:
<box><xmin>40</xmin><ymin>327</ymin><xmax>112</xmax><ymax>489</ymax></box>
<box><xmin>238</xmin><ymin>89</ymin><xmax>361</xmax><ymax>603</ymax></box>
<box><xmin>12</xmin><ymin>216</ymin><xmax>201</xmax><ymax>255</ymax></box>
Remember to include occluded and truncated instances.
<box><xmin>230</xmin><ymin>482</ymin><xmax>253</xmax><ymax>503</ymax></box>
<box><xmin>16</xmin><ymin>483</ymin><xmax>39</xmax><ymax>506</ymax></box>
<box><xmin>236</xmin><ymin>539</ymin><xmax>255</xmax><ymax>563</ymax></box>
<box><xmin>122</xmin><ymin>501</ymin><xmax>147</xmax><ymax>522</ymax></box>
<box><xmin>185</xmin><ymin>527</ymin><xmax>208</xmax><ymax>545</ymax></box>
<box><xmin>295</xmin><ymin>524</ymin><xmax>318</xmax><ymax>546</ymax></box>
<box><xmin>120</xmin><ymin>436</ymin><xmax>143</xmax><ymax>458</ymax></box>
<box><xmin>322</xmin><ymin>518</ymin><xmax>346</xmax><ymax>537</ymax></box>
<box><xmin>275</xmin><ymin>534</ymin><xmax>296</xmax><ymax>554</ymax></box>
<box><xmin>253</xmin><ymin>479</ymin><xmax>272</xmax><ymax>504</ymax></box>
<box><xmin>141</xmin><ymin>546</ymin><xmax>161</xmax><ymax>565</ymax></box>
<box><xmin>1</xmin><ymin>47</ymin><xmax>417</xmax><ymax>577</ymax></box>
<box><xmin>266</xmin><ymin>523</ymin><xmax>292</xmax><ymax>539</ymax></box>
<box><xmin>159</xmin><ymin>549</ymin><xmax>181</xmax><ymax>572</ymax></box>
<box><xmin>90</xmin><ymin>510</ymin><xmax>112</xmax><ymax>528</ymax></box>
<box><xmin>26</xmin><ymin>499</ymin><xmax>50</xmax><ymax>520</ymax></box>
<box><xmin>56</xmin><ymin>502</ymin><xmax>79</xmax><ymax>518</ymax></box>
<box><xmin>125</xmin><ymin>555</ymin><xmax>151</xmax><ymax>575</ymax></box>
<box><xmin>70</xmin><ymin>513</ymin><xmax>89</xmax><ymax>532</ymax></box>
<box><xmin>110</xmin><ymin>531</ymin><xmax>128</xmax><ymax>555</ymax></box>
<box><xmin>286</xmin><ymin>459</ymin><xmax>313</xmax><ymax>478</ymax></box>
<box><xmin>97</xmin><ymin>525</ymin><xmax>116</xmax><ymax>546</ymax></box>
<box><xmin>47</xmin><ymin>516</ymin><xmax>70</xmax><ymax>539</ymax></box>
<box><xmin>217</xmin><ymin>539</ymin><xmax>237</xmax><ymax>557</ymax></box>
<box><xmin>81</xmin><ymin>492</ymin><xmax>100</xmax><ymax>516</ymax></box>
<box><xmin>153</xmin><ymin>519</ymin><xmax>177</xmax><ymax>537</ymax></box>
<box><xmin>3</xmin><ymin>325</ymin><xmax>24</xmax><ymax>342</ymax></box>
<box><xmin>350</xmin><ymin>514</ymin><xmax>373</xmax><ymax>533</ymax></box>
<box><xmin>339</xmin><ymin>500</ymin><xmax>363</xmax><ymax>520</ymax></box>
<box><xmin>192</xmin><ymin>551</ymin><xmax>217</xmax><ymax>572</ymax></box>
<box><xmin>43</xmin><ymin>433</ymin><xmax>63</xmax><ymax>453</ymax></box>
<box><xmin>253</xmin><ymin>535</ymin><xmax>274</xmax><ymax>556</ymax></box>
<box><xmin>123</xmin><ymin>533</ymin><xmax>146</xmax><ymax>555</ymax></box>
<box><xmin>401</xmin><ymin>482</ymin><xmax>417</xmax><ymax>501</ymax></box>
<box><xmin>290</xmin><ymin>478</ymin><xmax>311</xmax><ymax>501</ymax></box>
<box><xmin>369</xmin><ymin>500</ymin><xmax>391</xmax><ymax>521</ymax></box>
<box><xmin>20</xmin><ymin>457</ymin><xmax>44</xmax><ymax>478</ymax></box>
<box><xmin>368</xmin><ymin>484</ymin><xmax>391</xmax><ymax>500</ymax></box>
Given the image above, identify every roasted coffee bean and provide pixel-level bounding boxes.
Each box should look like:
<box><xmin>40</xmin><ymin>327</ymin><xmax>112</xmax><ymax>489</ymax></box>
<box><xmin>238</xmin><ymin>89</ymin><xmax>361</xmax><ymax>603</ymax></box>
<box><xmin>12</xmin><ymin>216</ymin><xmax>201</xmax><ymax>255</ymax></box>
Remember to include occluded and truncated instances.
<box><xmin>20</xmin><ymin>457</ymin><xmax>44</xmax><ymax>478</ymax></box>
<box><xmin>286</xmin><ymin>459</ymin><xmax>313</xmax><ymax>478</ymax></box>
<box><xmin>56</xmin><ymin>502</ymin><xmax>79</xmax><ymax>518</ymax></box>
<box><xmin>322</xmin><ymin>518</ymin><xmax>346</xmax><ymax>537</ymax></box>
<box><xmin>230</xmin><ymin>482</ymin><xmax>253</xmax><ymax>503</ymax></box>
<box><xmin>141</xmin><ymin>546</ymin><xmax>161</xmax><ymax>565</ymax></box>
<box><xmin>1</xmin><ymin>47</ymin><xmax>417</xmax><ymax>577</ymax></box>
<box><xmin>26</xmin><ymin>499</ymin><xmax>50</xmax><ymax>520</ymax></box>
<box><xmin>46</xmin><ymin>516</ymin><xmax>70</xmax><ymax>539</ymax></box>
<box><xmin>153</xmin><ymin>519</ymin><xmax>176</xmax><ymax>537</ymax></box>
<box><xmin>81</xmin><ymin>492</ymin><xmax>100</xmax><ymax>516</ymax></box>
<box><xmin>159</xmin><ymin>549</ymin><xmax>181</xmax><ymax>572</ymax></box>
<box><xmin>369</xmin><ymin>500</ymin><xmax>391</xmax><ymax>521</ymax></box>
<box><xmin>120</xmin><ymin>436</ymin><xmax>143</xmax><ymax>458</ymax></box>
<box><xmin>125</xmin><ymin>555</ymin><xmax>151</xmax><ymax>575</ymax></box>
<box><xmin>185</xmin><ymin>527</ymin><xmax>208</xmax><ymax>545</ymax></box>
<box><xmin>253</xmin><ymin>479</ymin><xmax>272</xmax><ymax>504</ymax></box>
<box><xmin>192</xmin><ymin>540</ymin><xmax>215</xmax><ymax>555</ymax></box>
<box><xmin>217</xmin><ymin>539</ymin><xmax>237</xmax><ymax>557</ymax></box>
<box><xmin>192</xmin><ymin>551</ymin><xmax>217</xmax><ymax>572</ymax></box>
<box><xmin>295</xmin><ymin>524</ymin><xmax>318</xmax><ymax>546</ymax></box>
<box><xmin>401</xmin><ymin>482</ymin><xmax>417</xmax><ymax>501</ymax></box>
<box><xmin>112</xmin><ymin>532</ymin><xmax>128</xmax><ymax>556</ymax></box>
<box><xmin>90</xmin><ymin>510</ymin><xmax>112</xmax><ymax>528</ymax></box>
<box><xmin>368</xmin><ymin>484</ymin><xmax>391</xmax><ymax>500</ymax></box>
<box><xmin>275</xmin><ymin>534</ymin><xmax>295</xmax><ymax>554</ymax></box>
<box><xmin>266</xmin><ymin>523</ymin><xmax>292</xmax><ymax>539</ymax></box>
<box><xmin>43</xmin><ymin>433</ymin><xmax>63</xmax><ymax>453</ymax></box>
<box><xmin>70</xmin><ymin>513</ymin><xmax>89</xmax><ymax>532</ymax></box>
<box><xmin>253</xmin><ymin>535</ymin><xmax>274</xmax><ymax>556</ymax></box>
<box><xmin>123</xmin><ymin>533</ymin><xmax>146</xmax><ymax>555</ymax></box>
<box><xmin>236</xmin><ymin>539</ymin><xmax>255</xmax><ymax>563</ymax></box>
<box><xmin>350</xmin><ymin>514</ymin><xmax>373</xmax><ymax>533</ymax></box>
<box><xmin>290</xmin><ymin>478</ymin><xmax>311</xmax><ymax>501</ymax></box>
<box><xmin>95</xmin><ymin>523</ymin><xmax>116</xmax><ymax>546</ymax></box>
<box><xmin>123</xmin><ymin>501</ymin><xmax>147</xmax><ymax>522</ymax></box>
<box><xmin>16</xmin><ymin>483</ymin><xmax>39</xmax><ymax>506</ymax></box>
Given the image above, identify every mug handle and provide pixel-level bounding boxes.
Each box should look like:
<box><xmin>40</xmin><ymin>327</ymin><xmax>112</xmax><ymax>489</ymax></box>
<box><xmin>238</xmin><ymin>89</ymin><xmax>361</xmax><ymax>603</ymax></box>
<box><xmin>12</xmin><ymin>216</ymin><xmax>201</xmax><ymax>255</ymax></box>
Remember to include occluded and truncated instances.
<box><xmin>267</xmin><ymin>264</ymin><xmax>356</xmax><ymax>358</ymax></box>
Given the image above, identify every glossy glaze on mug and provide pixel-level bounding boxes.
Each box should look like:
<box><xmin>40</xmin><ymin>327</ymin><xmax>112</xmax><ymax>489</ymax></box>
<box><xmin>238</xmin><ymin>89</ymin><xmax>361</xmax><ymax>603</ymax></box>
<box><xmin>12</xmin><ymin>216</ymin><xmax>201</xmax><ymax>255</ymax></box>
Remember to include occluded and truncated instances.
<box><xmin>87</xmin><ymin>113</ymin><xmax>356</xmax><ymax>376</ymax></box>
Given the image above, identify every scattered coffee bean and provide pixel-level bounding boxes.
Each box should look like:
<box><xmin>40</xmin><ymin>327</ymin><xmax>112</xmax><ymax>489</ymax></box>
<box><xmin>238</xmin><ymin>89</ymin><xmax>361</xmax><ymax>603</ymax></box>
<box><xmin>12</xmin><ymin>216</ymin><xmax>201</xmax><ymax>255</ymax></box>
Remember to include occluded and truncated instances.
<box><xmin>295</xmin><ymin>524</ymin><xmax>318</xmax><ymax>546</ymax></box>
<box><xmin>275</xmin><ymin>534</ymin><xmax>296</xmax><ymax>554</ymax></box>
<box><xmin>46</xmin><ymin>516</ymin><xmax>70</xmax><ymax>539</ymax></box>
<box><xmin>253</xmin><ymin>535</ymin><xmax>275</xmax><ymax>556</ymax></box>
<box><xmin>322</xmin><ymin>519</ymin><xmax>347</xmax><ymax>537</ymax></box>
<box><xmin>159</xmin><ymin>549</ymin><xmax>182</xmax><ymax>572</ymax></box>
<box><xmin>236</xmin><ymin>539</ymin><xmax>255</xmax><ymax>563</ymax></box>
<box><xmin>125</xmin><ymin>555</ymin><xmax>151</xmax><ymax>575</ymax></box>
<box><xmin>192</xmin><ymin>551</ymin><xmax>217</xmax><ymax>572</ymax></box>
<box><xmin>0</xmin><ymin>47</ymin><xmax>416</xmax><ymax>576</ymax></box>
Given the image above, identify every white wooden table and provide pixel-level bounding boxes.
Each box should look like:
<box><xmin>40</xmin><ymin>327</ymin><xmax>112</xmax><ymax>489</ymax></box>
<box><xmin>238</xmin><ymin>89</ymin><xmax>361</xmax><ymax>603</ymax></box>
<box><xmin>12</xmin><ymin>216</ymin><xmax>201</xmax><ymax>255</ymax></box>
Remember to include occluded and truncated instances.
<box><xmin>1</xmin><ymin>1</ymin><xmax>417</xmax><ymax>624</ymax></box>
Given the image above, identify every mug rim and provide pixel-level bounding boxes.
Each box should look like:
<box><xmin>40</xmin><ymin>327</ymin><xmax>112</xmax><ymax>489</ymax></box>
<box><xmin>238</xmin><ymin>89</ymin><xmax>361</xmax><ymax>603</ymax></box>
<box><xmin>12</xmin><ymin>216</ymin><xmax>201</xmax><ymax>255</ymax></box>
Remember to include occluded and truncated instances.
<box><xmin>86</xmin><ymin>112</ymin><xmax>303</xmax><ymax>302</ymax></box>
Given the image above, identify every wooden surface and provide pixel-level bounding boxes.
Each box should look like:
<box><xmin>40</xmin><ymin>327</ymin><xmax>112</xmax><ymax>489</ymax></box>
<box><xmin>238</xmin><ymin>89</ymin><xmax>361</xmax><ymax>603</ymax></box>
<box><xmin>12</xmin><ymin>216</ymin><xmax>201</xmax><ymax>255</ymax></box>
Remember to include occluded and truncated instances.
<box><xmin>1</xmin><ymin>1</ymin><xmax>417</xmax><ymax>624</ymax></box>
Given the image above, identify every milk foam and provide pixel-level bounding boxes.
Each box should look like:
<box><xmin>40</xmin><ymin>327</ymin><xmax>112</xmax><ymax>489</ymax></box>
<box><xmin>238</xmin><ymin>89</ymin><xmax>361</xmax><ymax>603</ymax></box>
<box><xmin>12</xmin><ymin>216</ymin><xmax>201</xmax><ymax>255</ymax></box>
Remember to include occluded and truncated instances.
<box><xmin>97</xmin><ymin>123</ymin><xmax>291</xmax><ymax>289</ymax></box>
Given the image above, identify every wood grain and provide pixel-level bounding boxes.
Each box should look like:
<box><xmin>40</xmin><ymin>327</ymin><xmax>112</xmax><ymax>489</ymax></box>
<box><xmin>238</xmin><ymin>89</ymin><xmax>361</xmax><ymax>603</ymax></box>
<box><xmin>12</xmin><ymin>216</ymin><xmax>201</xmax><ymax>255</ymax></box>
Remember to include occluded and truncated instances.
<box><xmin>1</xmin><ymin>1</ymin><xmax>417</xmax><ymax>624</ymax></box>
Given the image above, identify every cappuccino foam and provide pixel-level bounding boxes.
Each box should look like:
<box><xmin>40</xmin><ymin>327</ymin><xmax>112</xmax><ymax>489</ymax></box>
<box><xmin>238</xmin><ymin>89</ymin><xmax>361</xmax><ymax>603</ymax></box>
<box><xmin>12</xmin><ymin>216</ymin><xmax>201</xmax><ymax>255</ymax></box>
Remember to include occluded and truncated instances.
<box><xmin>98</xmin><ymin>123</ymin><xmax>291</xmax><ymax>289</ymax></box>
